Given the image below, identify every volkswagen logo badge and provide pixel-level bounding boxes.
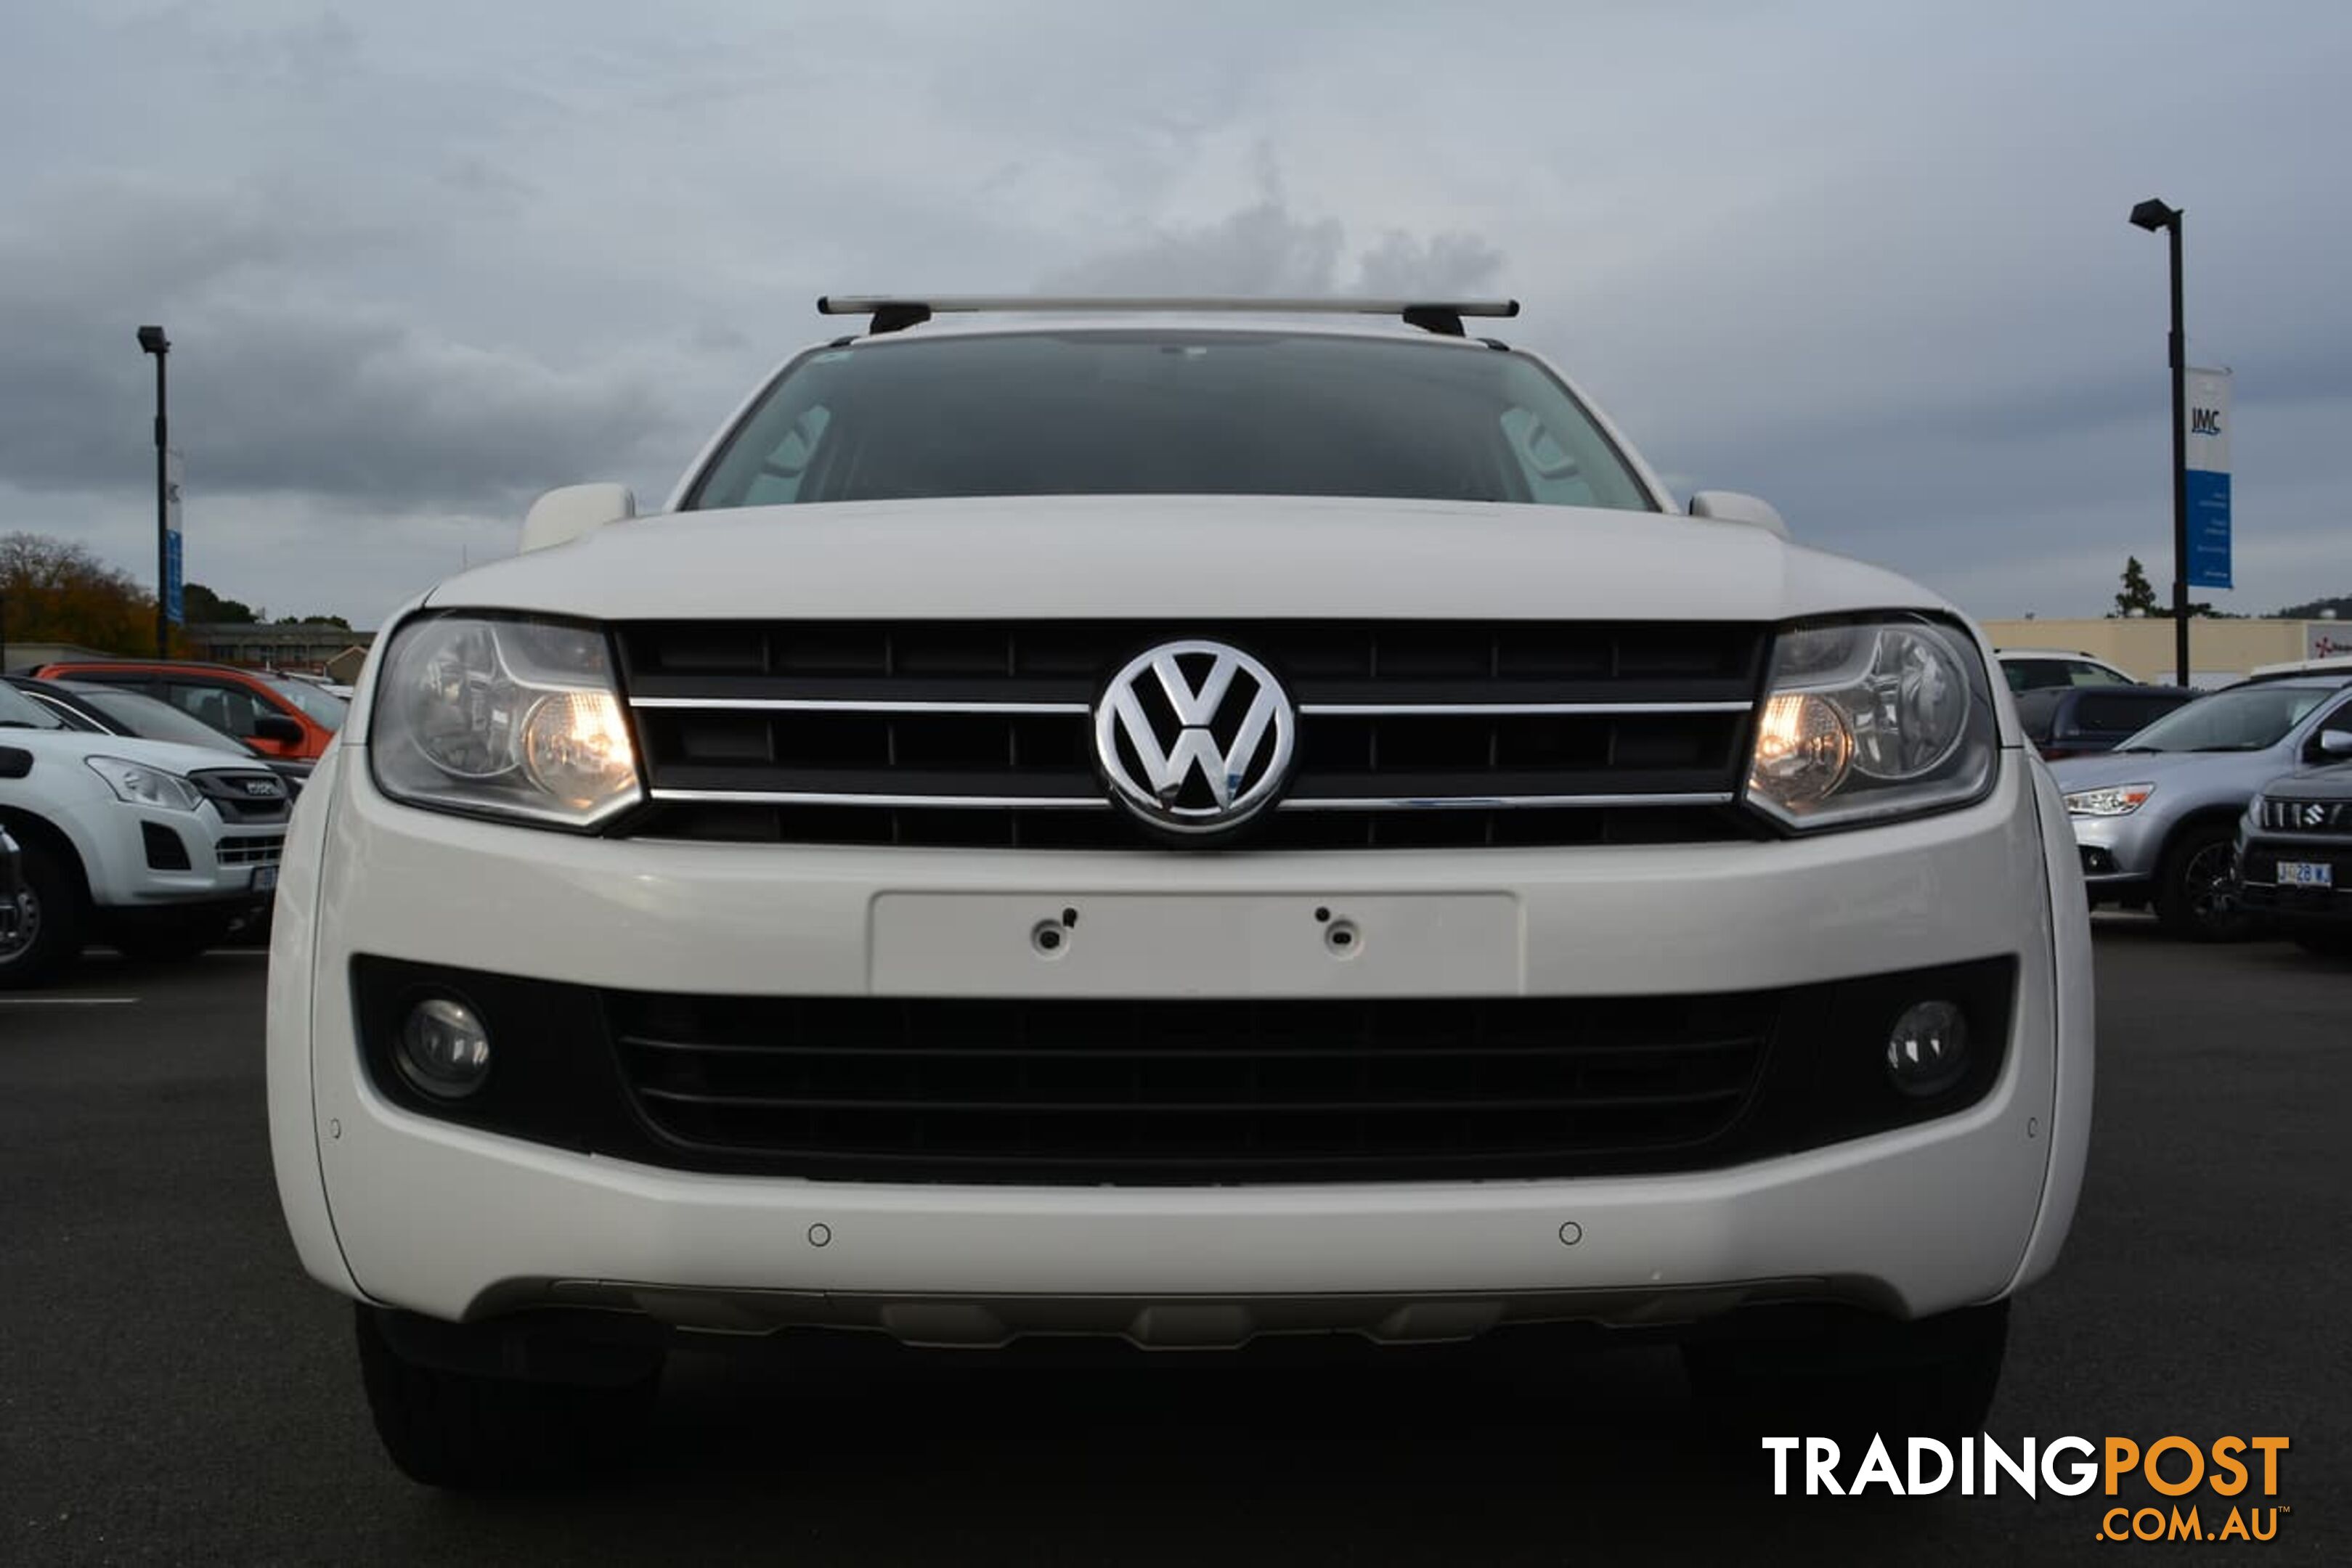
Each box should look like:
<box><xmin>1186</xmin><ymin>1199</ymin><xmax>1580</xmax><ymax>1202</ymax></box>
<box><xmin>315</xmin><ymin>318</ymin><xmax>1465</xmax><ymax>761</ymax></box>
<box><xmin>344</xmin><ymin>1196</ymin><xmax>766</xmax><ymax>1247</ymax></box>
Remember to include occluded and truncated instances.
<box><xmin>1094</xmin><ymin>640</ymin><xmax>1296</xmax><ymax>834</ymax></box>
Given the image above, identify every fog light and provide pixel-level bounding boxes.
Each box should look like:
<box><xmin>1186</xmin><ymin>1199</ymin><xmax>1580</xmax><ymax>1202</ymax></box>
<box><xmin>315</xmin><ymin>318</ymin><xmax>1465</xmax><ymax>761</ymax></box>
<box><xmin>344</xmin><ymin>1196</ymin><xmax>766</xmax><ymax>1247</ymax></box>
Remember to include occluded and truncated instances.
<box><xmin>1884</xmin><ymin>1000</ymin><xmax>1969</xmax><ymax>1097</ymax></box>
<box><xmin>399</xmin><ymin>997</ymin><xmax>492</xmax><ymax>1098</ymax></box>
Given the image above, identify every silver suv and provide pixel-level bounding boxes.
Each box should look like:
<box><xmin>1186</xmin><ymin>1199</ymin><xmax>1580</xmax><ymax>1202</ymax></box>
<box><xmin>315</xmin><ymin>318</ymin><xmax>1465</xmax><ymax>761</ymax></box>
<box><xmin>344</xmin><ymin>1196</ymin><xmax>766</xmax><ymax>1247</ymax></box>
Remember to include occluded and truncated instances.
<box><xmin>2049</xmin><ymin>674</ymin><xmax>2352</xmax><ymax>937</ymax></box>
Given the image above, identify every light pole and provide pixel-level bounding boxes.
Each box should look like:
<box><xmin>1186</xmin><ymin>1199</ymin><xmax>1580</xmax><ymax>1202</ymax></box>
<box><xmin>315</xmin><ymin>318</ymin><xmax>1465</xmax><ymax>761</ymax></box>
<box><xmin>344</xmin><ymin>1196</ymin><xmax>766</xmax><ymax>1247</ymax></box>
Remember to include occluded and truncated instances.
<box><xmin>2127</xmin><ymin>199</ymin><xmax>2189</xmax><ymax>688</ymax></box>
<box><xmin>137</xmin><ymin>324</ymin><xmax>171</xmax><ymax>658</ymax></box>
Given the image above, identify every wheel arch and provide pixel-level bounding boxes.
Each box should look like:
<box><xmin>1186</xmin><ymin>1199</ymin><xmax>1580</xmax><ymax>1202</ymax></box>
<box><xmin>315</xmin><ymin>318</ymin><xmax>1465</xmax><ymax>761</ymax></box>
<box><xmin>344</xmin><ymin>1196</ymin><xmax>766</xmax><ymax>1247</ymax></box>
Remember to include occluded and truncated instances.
<box><xmin>0</xmin><ymin>807</ymin><xmax>94</xmax><ymax>909</ymax></box>
<box><xmin>2157</xmin><ymin>805</ymin><xmax>2251</xmax><ymax>865</ymax></box>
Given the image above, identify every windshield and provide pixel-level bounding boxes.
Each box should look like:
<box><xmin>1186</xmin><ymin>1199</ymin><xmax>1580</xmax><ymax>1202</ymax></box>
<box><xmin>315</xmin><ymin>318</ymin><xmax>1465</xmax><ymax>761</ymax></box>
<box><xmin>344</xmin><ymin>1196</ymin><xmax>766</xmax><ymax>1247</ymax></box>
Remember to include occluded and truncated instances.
<box><xmin>2115</xmin><ymin>685</ymin><xmax>2333</xmax><ymax>752</ymax></box>
<box><xmin>686</xmin><ymin>332</ymin><xmax>1658</xmax><ymax>513</ymax></box>
<box><xmin>262</xmin><ymin>677</ymin><xmax>348</xmax><ymax>731</ymax></box>
<box><xmin>0</xmin><ymin>682</ymin><xmax>68</xmax><ymax>730</ymax></box>
<box><xmin>62</xmin><ymin>684</ymin><xmax>254</xmax><ymax>755</ymax></box>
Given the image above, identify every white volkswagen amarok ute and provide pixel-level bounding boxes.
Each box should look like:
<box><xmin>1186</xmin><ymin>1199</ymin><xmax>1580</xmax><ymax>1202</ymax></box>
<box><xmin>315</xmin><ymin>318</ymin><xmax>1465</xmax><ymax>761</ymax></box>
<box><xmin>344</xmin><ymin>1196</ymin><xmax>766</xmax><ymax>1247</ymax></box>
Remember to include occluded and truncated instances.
<box><xmin>267</xmin><ymin>298</ymin><xmax>2092</xmax><ymax>1488</ymax></box>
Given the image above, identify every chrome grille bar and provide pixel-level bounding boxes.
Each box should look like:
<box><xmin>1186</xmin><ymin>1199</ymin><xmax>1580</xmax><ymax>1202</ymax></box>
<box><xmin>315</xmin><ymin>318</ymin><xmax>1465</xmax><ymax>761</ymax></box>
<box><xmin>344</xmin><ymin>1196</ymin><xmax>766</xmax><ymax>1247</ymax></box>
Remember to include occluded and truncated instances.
<box><xmin>632</xmin><ymin>697</ymin><xmax>1089</xmax><ymax>714</ymax></box>
<box><xmin>1281</xmin><ymin>792</ymin><xmax>1738</xmax><ymax>812</ymax></box>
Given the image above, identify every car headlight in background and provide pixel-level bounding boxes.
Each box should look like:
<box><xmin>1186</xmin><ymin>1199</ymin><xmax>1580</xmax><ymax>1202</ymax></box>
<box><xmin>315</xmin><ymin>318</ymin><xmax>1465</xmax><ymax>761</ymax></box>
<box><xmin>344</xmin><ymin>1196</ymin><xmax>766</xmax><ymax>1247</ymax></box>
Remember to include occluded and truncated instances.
<box><xmin>370</xmin><ymin>616</ymin><xmax>640</xmax><ymax>829</ymax></box>
<box><xmin>85</xmin><ymin>756</ymin><xmax>204</xmax><ymax>812</ymax></box>
<box><xmin>2062</xmin><ymin>783</ymin><xmax>2155</xmax><ymax>817</ymax></box>
<box><xmin>1746</xmin><ymin>617</ymin><xmax>1998</xmax><ymax>830</ymax></box>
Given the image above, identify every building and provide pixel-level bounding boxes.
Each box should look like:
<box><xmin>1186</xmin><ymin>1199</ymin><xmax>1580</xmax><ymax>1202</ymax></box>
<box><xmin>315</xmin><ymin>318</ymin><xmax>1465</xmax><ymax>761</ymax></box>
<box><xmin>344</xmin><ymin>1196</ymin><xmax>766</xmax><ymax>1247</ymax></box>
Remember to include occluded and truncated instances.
<box><xmin>1977</xmin><ymin>616</ymin><xmax>2348</xmax><ymax>686</ymax></box>
<box><xmin>185</xmin><ymin>622</ymin><xmax>376</xmax><ymax>674</ymax></box>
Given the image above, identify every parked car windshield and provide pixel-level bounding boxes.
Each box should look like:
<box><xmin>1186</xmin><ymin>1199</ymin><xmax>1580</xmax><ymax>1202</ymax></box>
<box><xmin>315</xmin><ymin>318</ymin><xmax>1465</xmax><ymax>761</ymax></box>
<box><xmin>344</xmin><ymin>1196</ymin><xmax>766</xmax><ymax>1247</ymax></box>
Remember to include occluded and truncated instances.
<box><xmin>687</xmin><ymin>331</ymin><xmax>1658</xmax><ymax>513</ymax></box>
<box><xmin>262</xmin><ymin>676</ymin><xmax>348</xmax><ymax>731</ymax></box>
<box><xmin>0</xmin><ymin>682</ymin><xmax>68</xmax><ymax>730</ymax></box>
<box><xmin>60</xmin><ymin>683</ymin><xmax>258</xmax><ymax>756</ymax></box>
<box><xmin>2113</xmin><ymin>684</ymin><xmax>2335</xmax><ymax>752</ymax></box>
<box><xmin>2001</xmin><ymin>657</ymin><xmax>2132</xmax><ymax>693</ymax></box>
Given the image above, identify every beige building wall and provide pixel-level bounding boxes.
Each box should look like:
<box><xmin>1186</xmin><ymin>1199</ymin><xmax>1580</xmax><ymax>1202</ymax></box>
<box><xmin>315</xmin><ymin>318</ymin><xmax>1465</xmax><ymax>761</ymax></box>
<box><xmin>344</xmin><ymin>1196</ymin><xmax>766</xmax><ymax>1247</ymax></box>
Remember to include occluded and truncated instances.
<box><xmin>1977</xmin><ymin>617</ymin><xmax>2351</xmax><ymax>684</ymax></box>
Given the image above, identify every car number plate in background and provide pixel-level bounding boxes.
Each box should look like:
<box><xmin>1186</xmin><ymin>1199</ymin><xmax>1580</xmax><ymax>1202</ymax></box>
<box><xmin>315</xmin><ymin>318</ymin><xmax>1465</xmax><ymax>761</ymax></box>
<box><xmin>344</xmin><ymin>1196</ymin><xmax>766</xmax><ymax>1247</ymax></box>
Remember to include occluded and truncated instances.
<box><xmin>869</xmin><ymin>892</ymin><xmax>1523</xmax><ymax>996</ymax></box>
<box><xmin>2277</xmin><ymin>861</ymin><xmax>2333</xmax><ymax>889</ymax></box>
<box><xmin>252</xmin><ymin>865</ymin><xmax>280</xmax><ymax>893</ymax></box>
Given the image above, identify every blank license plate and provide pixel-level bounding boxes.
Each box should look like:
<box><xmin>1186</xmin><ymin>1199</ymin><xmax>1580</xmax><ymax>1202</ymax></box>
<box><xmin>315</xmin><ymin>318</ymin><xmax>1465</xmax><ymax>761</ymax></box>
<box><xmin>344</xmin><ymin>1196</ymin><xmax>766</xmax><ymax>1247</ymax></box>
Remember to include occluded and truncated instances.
<box><xmin>870</xmin><ymin>891</ymin><xmax>1523</xmax><ymax>996</ymax></box>
<box><xmin>2277</xmin><ymin>861</ymin><xmax>2333</xmax><ymax>889</ymax></box>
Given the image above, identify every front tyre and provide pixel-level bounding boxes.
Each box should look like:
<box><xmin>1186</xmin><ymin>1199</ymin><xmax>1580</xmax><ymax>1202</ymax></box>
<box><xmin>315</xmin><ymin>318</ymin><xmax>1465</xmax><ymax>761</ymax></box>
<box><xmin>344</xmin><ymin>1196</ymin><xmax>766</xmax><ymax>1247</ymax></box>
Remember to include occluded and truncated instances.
<box><xmin>1682</xmin><ymin>1300</ymin><xmax>2009</xmax><ymax>1448</ymax></box>
<box><xmin>354</xmin><ymin>1306</ymin><xmax>661</xmax><ymax>1490</ymax></box>
<box><xmin>0</xmin><ymin>838</ymin><xmax>86</xmax><ymax>990</ymax></box>
<box><xmin>2153</xmin><ymin>823</ymin><xmax>2255</xmax><ymax>942</ymax></box>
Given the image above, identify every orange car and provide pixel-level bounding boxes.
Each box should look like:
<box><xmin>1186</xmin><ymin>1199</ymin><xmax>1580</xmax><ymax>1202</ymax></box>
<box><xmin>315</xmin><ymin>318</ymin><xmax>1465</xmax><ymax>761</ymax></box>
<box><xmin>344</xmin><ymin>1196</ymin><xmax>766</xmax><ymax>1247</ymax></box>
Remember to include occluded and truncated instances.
<box><xmin>32</xmin><ymin>661</ymin><xmax>348</xmax><ymax>761</ymax></box>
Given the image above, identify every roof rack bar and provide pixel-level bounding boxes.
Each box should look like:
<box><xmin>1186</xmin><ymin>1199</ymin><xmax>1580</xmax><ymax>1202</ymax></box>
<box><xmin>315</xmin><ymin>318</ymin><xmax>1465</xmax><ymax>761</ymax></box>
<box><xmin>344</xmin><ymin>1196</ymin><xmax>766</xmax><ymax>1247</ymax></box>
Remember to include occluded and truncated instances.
<box><xmin>816</xmin><ymin>295</ymin><xmax>1520</xmax><ymax>338</ymax></box>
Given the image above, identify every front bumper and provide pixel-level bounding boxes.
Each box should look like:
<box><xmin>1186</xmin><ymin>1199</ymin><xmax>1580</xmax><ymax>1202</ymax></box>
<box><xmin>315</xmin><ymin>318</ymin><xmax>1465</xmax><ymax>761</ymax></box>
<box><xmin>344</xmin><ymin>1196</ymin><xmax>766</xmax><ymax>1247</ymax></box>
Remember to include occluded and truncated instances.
<box><xmin>57</xmin><ymin>791</ymin><xmax>283</xmax><ymax>910</ymax></box>
<box><xmin>2066</xmin><ymin>811</ymin><xmax>2162</xmax><ymax>894</ymax></box>
<box><xmin>2237</xmin><ymin>830</ymin><xmax>2352</xmax><ymax>926</ymax></box>
<box><xmin>269</xmin><ymin>748</ymin><xmax>2092</xmax><ymax>1339</ymax></box>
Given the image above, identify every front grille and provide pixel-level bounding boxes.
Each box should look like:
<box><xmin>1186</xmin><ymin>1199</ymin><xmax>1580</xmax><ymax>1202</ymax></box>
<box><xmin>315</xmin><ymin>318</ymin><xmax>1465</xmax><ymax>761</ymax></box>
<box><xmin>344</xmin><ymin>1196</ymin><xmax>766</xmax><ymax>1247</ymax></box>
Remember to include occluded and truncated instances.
<box><xmin>216</xmin><ymin>835</ymin><xmax>285</xmax><ymax>867</ymax></box>
<box><xmin>611</xmin><ymin>620</ymin><xmax>1770</xmax><ymax>849</ymax></box>
<box><xmin>187</xmin><ymin>769</ymin><xmax>292</xmax><ymax>825</ymax></box>
<box><xmin>2258</xmin><ymin>798</ymin><xmax>2352</xmax><ymax>834</ymax></box>
<box><xmin>351</xmin><ymin>955</ymin><xmax>2017</xmax><ymax>1185</ymax></box>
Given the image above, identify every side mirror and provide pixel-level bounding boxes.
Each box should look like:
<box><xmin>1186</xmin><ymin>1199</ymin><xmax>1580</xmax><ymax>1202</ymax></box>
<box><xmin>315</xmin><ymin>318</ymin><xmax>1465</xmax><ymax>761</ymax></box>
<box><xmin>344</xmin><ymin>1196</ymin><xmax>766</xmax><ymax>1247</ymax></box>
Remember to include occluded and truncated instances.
<box><xmin>1688</xmin><ymin>490</ymin><xmax>1789</xmax><ymax>538</ymax></box>
<box><xmin>253</xmin><ymin>714</ymin><xmax>306</xmax><ymax>746</ymax></box>
<box><xmin>520</xmin><ymin>483</ymin><xmax>635</xmax><ymax>555</ymax></box>
<box><xmin>2319</xmin><ymin>728</ymin><xmax>2352</xmax><ymax>759</ymax></box>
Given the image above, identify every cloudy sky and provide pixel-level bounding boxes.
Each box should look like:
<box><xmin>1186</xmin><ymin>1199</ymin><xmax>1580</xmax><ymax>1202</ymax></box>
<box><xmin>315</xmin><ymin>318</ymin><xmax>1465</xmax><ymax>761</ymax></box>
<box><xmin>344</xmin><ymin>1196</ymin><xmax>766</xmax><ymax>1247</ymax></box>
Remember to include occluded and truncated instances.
<box><xmin>4</xmin><ymin>1</ymin><xmax>2348</xmax><ymax>629</ymax></box>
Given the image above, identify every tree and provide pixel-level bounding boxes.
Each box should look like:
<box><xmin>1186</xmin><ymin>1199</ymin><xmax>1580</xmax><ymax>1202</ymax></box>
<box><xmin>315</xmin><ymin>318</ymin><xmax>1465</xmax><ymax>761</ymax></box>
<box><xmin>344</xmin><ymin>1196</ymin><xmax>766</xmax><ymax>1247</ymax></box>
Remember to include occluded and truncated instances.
<box><xmin>0</xmin><ymin>531</ymin><xmax>192</xmax><ymax>655</ymax></box>
<box><xmin>182</xmin><ymin>582</ymin><xmax>257</xmax><ymax>624</ymax></box>
<box><xmin>2110</xmin><ymin>555</ymin><xmax>2222</xmax><ymax>618</ymax></box>
<box><xmin>2112</xmin><ymin>557</ymin><xmax>2157</xmax><ymax>618</ymax></box>
<box><xmin>274</xmin><ymin>613</ymin><xmax>351</xmax><ymax>630</ymax></box>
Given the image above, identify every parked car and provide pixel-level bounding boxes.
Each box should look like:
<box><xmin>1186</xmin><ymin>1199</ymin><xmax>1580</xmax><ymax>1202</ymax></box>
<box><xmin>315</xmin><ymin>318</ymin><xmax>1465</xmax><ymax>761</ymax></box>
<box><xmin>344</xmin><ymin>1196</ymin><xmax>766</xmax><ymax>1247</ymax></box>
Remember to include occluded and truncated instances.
<box><xmin>5</xmin><ymin>675</ymin><xmax>313</xmax><ymax>796</ymax></box>
<box><xmin>1994</xmin><ymin>648</ymin><xmax>2139</xmax><ymax>693</ymax></box>
<box><xmin>2011</xmin><ymin>684</ymin><xmax>2202</xmax><ymax>762</ymax></box>
<box><xmin>0</xmin><ymin>677</ymin><xmax>290</xmax><ymax>985</ymax></box>
<box><xmin>269</xmin><ymin>295</ymin><xmax>2091</xmax><ymax>1490</ymax></box>
<box><xmin>30</xmin><ymin>659</ymin><xmax>347</xmax><ymax>761</ymax></box>
<box><xmin>2049</xmin><ymin>673</ymin><xmax>2352</xmax><ymax>939</ymax></box>
<box><xmin>0</xmin><ymin>767</ymin><xmax>28</xmax><ymax>958</ymax></box>
<box><xmin>2235</xmin><ymin>753</ymin><xmax>2352</xmax><ymax>956</ymax></box>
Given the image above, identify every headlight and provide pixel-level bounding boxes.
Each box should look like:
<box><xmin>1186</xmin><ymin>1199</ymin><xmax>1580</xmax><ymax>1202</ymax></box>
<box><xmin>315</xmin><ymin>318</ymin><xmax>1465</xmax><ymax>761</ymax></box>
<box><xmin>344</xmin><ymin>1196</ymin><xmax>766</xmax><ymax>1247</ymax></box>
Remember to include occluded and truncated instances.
<box><xmin>1745</xmin><ymin>617</ymin><xmax>1997</xmax><ymax>830</ymax></box>
<box><xmin>85</xmin><ymin>756</ymin><xmax>204</xmax><ymax>812</ymax></box>
<box><xmin>370</xmin><ymin>616</ymin><xmax>641</xmax><ymax>829</ymax></box>
<box><xmin>2064</xmin><ymin>783</ymin><xmax>2154</xmax><ymax>817</ymax></box>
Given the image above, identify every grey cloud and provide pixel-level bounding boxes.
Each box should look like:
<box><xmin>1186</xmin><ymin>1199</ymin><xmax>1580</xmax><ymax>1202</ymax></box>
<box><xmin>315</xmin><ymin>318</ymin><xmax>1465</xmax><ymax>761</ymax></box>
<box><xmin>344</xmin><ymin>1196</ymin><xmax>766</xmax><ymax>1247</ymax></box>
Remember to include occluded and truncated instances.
<box><xmin>0</xmin><ymin>190</ymin><xmax>689</xmax><ymax>509</ymax></box>
<box><xmin>4</xmin><ymin>0</ymin><xmax>2351</xmax><ymax>630</ymax></box>
<box><xmin>1046</xmin><ymin>199</ymin><xmax>1502</xmax><ymax>297</ymax></box>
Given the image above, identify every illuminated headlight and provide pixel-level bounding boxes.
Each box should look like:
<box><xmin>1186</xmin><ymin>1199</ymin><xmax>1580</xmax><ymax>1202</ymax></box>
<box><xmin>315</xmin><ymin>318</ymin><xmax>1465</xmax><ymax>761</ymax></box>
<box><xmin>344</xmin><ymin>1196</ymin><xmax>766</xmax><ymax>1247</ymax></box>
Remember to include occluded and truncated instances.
<box><xmin>86</xmin><ymin>756</ymin><xmax>204</xmax><ymax>812</ymax></box>
<box><xmin>370</xmin><ymin>616</ymin><xmax>641</xmax><ymax>829</ymax></box>
<box><xmin>2063</xmin><ymin>783</ymin><xmax>2154</xmax><ymax>817</ymax></box>
<box><xmin>1746</xmin><ymin>618</ymin><xmax>1997</xmax><ymax>830</ymax></box>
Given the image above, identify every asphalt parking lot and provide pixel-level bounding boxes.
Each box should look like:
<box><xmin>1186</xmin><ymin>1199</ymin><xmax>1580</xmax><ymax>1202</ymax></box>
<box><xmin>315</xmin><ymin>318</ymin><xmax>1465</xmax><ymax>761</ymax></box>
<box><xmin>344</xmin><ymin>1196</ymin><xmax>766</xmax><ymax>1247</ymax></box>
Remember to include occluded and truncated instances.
<box><xmin>2</xmin><ymin>923</ymin><xmax>2343</xmax><ymax>1566</ymax></box>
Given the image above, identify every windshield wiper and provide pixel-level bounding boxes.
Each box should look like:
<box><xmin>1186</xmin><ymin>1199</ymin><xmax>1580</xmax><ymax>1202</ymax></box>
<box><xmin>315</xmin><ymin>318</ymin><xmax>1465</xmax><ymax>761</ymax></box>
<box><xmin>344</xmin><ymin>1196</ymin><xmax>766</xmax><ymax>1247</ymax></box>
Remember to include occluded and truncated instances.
<box><xmin>2188</xmin><ymin>743</ymin><xmax>2267</xmax><ymax>752</ymax></box>
<box><xmin>2112</xmin><ymin>745</ymin><xmax>2162</xmax><ymax>754</ymax></box>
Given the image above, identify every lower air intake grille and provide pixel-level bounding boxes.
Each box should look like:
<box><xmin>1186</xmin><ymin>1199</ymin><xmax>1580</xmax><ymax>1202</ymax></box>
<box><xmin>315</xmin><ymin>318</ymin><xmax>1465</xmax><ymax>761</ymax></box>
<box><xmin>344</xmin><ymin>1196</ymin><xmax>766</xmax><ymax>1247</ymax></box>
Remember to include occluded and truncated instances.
<box><xmin>605</xmin><ymin>991</ymin><xmax>1778</xmax><ymax>1183</ymax></box>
